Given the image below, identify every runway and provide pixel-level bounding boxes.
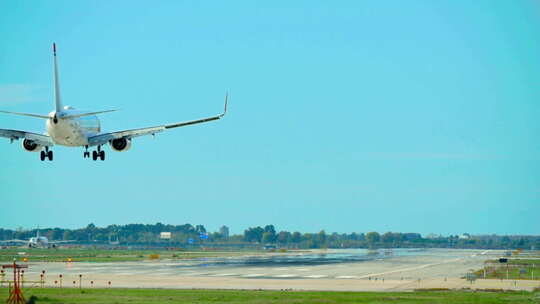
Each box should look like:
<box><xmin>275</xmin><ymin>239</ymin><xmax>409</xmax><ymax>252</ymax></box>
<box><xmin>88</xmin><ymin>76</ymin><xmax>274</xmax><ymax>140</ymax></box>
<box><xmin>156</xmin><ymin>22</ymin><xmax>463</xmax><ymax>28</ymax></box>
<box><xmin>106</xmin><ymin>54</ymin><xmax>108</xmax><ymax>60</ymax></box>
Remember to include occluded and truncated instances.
<box><xmin>16</xmin><ymin>249</ymin><xmax>540</xmax><ymax>291</ymax></box>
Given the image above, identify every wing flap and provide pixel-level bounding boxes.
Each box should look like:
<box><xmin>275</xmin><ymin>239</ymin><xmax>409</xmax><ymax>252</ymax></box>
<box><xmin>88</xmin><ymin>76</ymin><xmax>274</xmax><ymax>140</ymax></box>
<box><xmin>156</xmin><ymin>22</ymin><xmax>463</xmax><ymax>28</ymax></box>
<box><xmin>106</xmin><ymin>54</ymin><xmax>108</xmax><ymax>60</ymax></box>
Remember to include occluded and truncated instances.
<box><xmin>165</xmin><ymin>116</ymin><xmax>221</xmax><ymax>129</ymax></box>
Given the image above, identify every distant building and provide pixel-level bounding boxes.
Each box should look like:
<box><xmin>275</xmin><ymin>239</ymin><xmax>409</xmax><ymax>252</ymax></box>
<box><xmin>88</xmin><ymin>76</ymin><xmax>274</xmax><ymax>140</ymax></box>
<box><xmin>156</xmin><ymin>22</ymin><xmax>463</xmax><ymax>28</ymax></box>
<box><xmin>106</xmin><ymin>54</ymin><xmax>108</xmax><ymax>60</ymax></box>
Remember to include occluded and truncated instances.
<box><xmin>219</xmin><ymin>226</ymin><xmax>229</xmax><ymax>239</ymax></box>
<box><xmin>160</xmin><ymin>232</ymin><xmax>171</xmax><ymax>240</ymax></box>
<box><xmin>459</xmin><ymin>233</ymin><xmax>471</xmax><ymax>239</ymax></box>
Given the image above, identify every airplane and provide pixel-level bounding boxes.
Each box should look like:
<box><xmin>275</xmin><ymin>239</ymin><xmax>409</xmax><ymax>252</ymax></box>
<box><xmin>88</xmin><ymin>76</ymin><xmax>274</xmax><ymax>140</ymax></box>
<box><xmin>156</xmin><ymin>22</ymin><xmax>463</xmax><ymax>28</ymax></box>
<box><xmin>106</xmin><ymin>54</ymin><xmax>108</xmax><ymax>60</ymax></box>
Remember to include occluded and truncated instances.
<box><xmin>0</xmin><ymin>230</ymin><xmax>74</xmax><ymax>248</ymax></box>
<box><xmin>0</xmin><ymin>43</ymin><xmax>227</xmax><ymax>161</ymax></box>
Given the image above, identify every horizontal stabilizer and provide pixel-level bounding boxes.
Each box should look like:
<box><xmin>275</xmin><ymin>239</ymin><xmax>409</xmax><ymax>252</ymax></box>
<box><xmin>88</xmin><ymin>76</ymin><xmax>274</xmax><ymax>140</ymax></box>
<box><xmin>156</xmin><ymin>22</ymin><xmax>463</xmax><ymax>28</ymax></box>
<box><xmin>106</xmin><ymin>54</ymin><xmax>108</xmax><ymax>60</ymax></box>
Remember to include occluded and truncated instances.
<box><xmin>62</xmin><ymin>109</ymin><xmax>118</xmax><ymax>119</ymax></box>
<box><xmin>0</xmin><ymin>110</ymin><xmax>50</xmax><ymax>119</ymax></box>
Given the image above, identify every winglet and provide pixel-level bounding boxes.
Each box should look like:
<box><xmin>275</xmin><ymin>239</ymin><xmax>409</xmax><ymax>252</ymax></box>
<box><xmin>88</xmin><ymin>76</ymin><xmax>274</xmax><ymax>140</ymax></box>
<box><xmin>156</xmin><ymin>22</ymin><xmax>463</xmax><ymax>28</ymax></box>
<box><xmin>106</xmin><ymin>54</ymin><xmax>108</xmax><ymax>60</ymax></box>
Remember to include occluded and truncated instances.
<box><xmin>53</xmin><ymin>43</ymin><xmax>56</xmax><ymax>56</ymax></box>
<box><xmin>220</xmin><ymin>91</ymin><xmax>228</xmax><ymax>117</ymax></box>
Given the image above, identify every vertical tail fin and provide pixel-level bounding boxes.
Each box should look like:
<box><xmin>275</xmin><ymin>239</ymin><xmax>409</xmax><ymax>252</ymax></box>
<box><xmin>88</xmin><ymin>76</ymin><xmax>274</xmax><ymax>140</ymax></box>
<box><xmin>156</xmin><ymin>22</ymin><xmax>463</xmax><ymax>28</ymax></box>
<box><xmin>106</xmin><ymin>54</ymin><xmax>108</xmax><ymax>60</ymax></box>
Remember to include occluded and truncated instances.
<box><xmin>53</xmin><ymin>43</ymin><xmax>62</xmax><ymax>112</ymax></box>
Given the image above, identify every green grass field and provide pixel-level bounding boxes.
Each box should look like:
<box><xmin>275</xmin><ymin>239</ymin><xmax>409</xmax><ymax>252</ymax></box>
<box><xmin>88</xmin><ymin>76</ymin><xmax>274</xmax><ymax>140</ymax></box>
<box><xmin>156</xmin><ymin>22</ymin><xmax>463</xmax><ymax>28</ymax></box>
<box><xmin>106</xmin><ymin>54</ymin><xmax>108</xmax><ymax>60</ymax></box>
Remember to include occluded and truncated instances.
<box><xmin>475</xmin><ymin>258</ymin><xmax>540</xmax><ymax>280</ymax></box>
<box><xmin>485</xmin><ymin>259</ymin><xmax>540</xmax><ymax>266</ymax></box>
<box><xmin>0</xmin><ymin>288</ymin><xmax>538</xmax><ymax>304</ymax></box>
<box><xmin>0</xmin><ymin>248</ymin><xmax>261</xmax><ymax>263</ymax></box>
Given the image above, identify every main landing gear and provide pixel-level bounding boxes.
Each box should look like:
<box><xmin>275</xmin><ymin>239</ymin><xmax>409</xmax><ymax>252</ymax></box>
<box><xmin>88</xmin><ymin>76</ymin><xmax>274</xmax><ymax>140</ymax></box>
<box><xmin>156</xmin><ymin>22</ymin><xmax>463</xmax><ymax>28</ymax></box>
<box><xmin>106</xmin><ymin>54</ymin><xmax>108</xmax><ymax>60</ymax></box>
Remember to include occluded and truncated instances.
<box><xmin>83</xmin><ymin>145</ymin><xmax>90</xmax><ymax>158</ymax></box>
<box><xmin>40</xmin><ymin>147</ymin><xmax>53</xmax><ymax>161</ymax></box>
<box><xmin>84</xmin><ymin>145</ymin><xmax>105</xmax><ymax>161</ymax></box>
<box><xmin>92</xmin><ymin>150</ymin><xmax>105</xmax><ymax>161</ymax></box>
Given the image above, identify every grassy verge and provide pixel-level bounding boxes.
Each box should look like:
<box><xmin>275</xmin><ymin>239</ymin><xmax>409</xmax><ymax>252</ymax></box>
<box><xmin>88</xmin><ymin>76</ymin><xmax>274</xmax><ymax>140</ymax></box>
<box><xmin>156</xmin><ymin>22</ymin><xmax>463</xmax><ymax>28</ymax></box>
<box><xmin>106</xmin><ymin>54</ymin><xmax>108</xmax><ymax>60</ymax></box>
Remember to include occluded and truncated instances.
<box><xmin>485</xmin><ymin>259</ymin><xmax>540</xmax><ymax>266</ymax></box>
<box><xmin>474</xmin><ymin>266</ymin><xmax>539</xmax><ymax>280</ymax></box>
<box><xmin>0</xmin><ymin>288</ymin><xmax>538</xmax><ymax>304</ymax></box>
<box><xmin>0</xmin><ymin>248</ymin><xmax>262</xmax><ymax>263</ymax></box>
<box><xmin>474</xmin><ymin>258</ymin><xmax>540</xmax><ymax>280</ymax></box>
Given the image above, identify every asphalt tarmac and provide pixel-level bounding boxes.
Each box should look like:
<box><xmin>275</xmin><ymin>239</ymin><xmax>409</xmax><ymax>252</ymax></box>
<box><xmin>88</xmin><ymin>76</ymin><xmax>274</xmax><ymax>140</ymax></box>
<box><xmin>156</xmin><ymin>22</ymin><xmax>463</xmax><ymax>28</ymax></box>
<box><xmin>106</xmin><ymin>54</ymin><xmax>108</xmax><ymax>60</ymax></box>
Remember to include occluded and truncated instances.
<box><xmin>15</xmin><ymin>248</ymin><xmax>539</xmax><ymax>291</ymax></box>
<box><xmin>23</xmin><ymin>249</ymin><xmax>488</xmax><ymax>280</ymax></box>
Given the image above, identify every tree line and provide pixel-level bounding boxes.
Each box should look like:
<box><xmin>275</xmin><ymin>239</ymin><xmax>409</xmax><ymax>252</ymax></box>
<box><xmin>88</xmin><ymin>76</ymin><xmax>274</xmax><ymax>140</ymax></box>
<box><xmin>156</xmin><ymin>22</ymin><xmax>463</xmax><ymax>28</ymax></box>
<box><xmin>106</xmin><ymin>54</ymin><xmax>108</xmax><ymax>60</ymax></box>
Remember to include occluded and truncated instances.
<box><xmin>0</xmin><ymin>223</ymin><xmax>538</xmax><ymax>250</ymax></box>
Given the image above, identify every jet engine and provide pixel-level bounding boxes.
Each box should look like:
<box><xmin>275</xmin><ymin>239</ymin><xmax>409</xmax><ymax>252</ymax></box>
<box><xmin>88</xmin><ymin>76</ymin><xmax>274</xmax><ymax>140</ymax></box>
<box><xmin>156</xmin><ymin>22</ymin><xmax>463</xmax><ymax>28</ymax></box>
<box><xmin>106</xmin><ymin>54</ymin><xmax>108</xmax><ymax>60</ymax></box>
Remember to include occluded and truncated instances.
<box><xmin>22</xmin><ymin>139</ymin><xmax>42</xmax><ymax>152</ymax></box>
<box><xmin>110</xmin><ymin>138</ymin><xmax>132</xmax><ymax>152</ymax></box>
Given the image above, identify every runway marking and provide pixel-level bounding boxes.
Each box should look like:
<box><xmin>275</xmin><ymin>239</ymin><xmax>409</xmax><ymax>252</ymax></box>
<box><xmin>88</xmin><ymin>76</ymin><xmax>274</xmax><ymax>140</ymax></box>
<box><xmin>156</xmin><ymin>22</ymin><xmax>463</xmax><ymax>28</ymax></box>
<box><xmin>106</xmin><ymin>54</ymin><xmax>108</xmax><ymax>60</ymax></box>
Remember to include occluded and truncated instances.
<box><xmin>273</xmin><ymin>274</ymin><xmax>297</xmax><ymax>278</ymax></box>
<box><xmin>146</xmin><ymin>272</ymin><xmax>169</xmax><ymax>276</ymax></box>
<box><xmin>160</xmin><ymin>271</ymin><xmax>188</xmax><ymax>275</ymax></box>
<box><xmin>336</xmin><ymin>275</ymin><xmax>358</xmax><ymax>279</ymax></box>
<box><xmin>137</xmin><ymin>270</ymin><xmax>160</xmax><ymax>274</ymax></box>
<box><xmin>73</xmin><ymin>271</ymin><xmax>100</xmax><ymax>274</ymax></box>
<box><xmin>210</xmin><ymin>273</ymin><xmax>238</xmax><ymax>277</ymax></box>
<box><xmin>186</xmin><ymin>272</ymin><xmax>210</xmax><ymax>276</ymax></box>
<box><xmin>357</xmin><ymin>258</ymin><xmax>464</xmax><ymax>279</ymax></box>
<box><xmin>242</xmin><ymin>274</ymin><xmax>266</xmax><ymax>277</ymax></box>
<box><xmin>295</xmin><ymin>268</ymin><xmax>309</xmax><ymax>271</ymax></box>
<box><xmin>303</xmin><ymin>275</ymin><xmax>328</xmax><ymax>278</ymax></box>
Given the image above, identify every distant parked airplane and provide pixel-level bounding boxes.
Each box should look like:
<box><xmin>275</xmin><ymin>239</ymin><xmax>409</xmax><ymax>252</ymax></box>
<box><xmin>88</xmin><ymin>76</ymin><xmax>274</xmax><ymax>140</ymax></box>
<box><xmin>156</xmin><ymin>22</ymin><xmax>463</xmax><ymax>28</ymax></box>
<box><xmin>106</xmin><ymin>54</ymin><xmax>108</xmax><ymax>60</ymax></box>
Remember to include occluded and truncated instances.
<box><xmin>0</xmin><ymin>230</ymin><xmax>74</xmax><ymax>248</ymax></box>
<box><xmin>0</xmin><ymin>43</ymin><xmax>227</xmax><ymax>161</ymax></box>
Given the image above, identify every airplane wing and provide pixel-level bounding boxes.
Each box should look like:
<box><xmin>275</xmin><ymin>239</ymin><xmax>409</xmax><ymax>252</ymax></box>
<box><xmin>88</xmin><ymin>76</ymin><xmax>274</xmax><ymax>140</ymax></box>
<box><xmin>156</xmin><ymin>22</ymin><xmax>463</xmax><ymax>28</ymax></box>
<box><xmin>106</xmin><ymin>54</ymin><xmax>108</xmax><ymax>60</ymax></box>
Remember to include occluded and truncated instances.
<box><xmin>88</xmin><ymin>94</ymin><xmax>228</xmax><ymax>147</ymax></box>
<box><xmin>0</xmin><ymin>129</ymin><xmax>54</xmax><ymax>146</ymax></box>
<box><xmin>0</xmin><ymin>239</ymin><xmax>28</xmax><ymax>244</ymax></box>
<box><xmin>49</xmin><ymin>240</ymin><xmax>76</xmax><ymax>244</ymax></box>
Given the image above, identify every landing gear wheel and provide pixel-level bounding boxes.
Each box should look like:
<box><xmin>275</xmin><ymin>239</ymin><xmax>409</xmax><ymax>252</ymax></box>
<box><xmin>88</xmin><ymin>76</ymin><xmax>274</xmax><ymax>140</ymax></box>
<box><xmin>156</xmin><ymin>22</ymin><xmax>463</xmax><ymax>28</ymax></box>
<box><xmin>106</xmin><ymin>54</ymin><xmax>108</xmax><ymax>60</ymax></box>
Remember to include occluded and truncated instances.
<box><xmin>99</xmin><ymin>150</ymin><xmax>105</xmax><ymax>161</ymax></box>
<box><xmin>83</xmin><ymin>151</ymin><xmax>90</xmax><ymax>158</ymax></box>
<box><xmin>40</xmin><ymin>151</ymin><xmax>46</xmax><ymax>161</ymax></box>
<box><xmin>92</xmin><ymin>150</ymin><xmax>98</xmax><ymax>161</ymax></box>
<box><xmin>48</xmin><ymin>150</ymin><xmax>53</xmax><ymax>161</ymax></box>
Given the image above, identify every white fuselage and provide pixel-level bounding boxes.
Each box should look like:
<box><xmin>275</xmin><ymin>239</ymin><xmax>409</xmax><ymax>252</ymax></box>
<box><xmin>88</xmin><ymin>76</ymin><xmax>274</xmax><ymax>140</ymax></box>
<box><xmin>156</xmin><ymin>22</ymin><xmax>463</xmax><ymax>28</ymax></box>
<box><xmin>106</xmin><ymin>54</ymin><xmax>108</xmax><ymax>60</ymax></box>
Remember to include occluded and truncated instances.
<box><xmin>46</xmin><ymin>109</ymin><xmax>101</xmax><ymax>146</ymax></box>
<box><xmin>29</xmin><ymin>236</ymin><xmax>49</xmax><ymax>248</ymax></box>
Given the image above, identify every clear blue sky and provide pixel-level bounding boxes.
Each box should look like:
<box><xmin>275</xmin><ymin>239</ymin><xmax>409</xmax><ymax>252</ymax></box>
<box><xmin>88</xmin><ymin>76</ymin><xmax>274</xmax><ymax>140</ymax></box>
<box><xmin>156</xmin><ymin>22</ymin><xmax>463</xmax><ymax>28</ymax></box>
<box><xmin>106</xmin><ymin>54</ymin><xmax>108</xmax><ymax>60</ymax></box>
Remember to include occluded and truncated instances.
<box><xmin>1</xmin><ymin>1</ymin><xmax>539</xmax><ymax>236</ymax></box>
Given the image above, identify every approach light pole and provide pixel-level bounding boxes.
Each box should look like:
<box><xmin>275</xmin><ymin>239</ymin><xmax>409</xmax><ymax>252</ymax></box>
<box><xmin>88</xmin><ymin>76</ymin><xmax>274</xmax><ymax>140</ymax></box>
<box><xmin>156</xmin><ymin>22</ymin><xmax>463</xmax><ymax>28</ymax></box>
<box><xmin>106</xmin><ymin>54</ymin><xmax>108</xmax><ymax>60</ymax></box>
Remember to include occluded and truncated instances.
<box><xmin>2</xmin><ymin>259</ymin><xmax>28</xmax><ymax>304</ymax></box>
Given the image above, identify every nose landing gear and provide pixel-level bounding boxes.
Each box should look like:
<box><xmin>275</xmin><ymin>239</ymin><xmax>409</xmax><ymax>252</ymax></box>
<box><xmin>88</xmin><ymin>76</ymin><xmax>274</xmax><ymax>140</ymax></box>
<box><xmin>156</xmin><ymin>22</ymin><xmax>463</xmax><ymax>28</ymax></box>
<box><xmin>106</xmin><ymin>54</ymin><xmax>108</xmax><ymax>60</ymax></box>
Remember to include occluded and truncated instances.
<box><xmin>40</xmin><ymin>147</ymin><xmax>53</xmax><ymax>161</ymax></box>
